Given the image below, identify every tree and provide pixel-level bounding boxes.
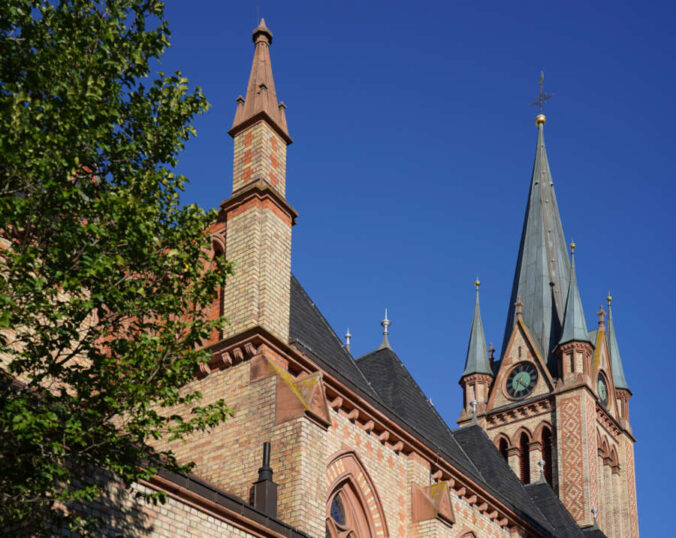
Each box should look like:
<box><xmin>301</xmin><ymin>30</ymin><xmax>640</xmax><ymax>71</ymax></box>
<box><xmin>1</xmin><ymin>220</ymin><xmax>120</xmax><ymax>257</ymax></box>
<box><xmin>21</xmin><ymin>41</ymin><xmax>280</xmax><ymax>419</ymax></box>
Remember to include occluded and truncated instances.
<box><xmin>0</xmin><ymin>1</ymin><xmax>232</xmax><ymax>533</ymax></box>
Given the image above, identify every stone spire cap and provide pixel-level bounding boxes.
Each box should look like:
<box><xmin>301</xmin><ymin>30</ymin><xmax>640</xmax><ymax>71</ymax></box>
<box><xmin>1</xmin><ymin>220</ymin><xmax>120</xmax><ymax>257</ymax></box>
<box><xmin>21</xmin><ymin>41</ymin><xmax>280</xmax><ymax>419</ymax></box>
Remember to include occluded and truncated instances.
<box><xmin>462</xmin><ymin>279</ymin><xmax>493</xmax><ymax>377</ymax></box>
<box><xmin>558</xmin><ymin>243</ymin><xmax>591</xmax><ymax>345</ymax></box>
<box><xmin>606</xmin><ymin>294</ymin><xmax>629</xmax><ymax>390</ymax></box>
<box><xmin>252</xmin><ymin>18</ymin><xmax>273</xmax><ymax>44</ymax></box>
<box><xmin>229</xmin><ymin>18</ymin><xmax>291</xmax><ymax>144</ymax></box>
<box><xmin>502</xmin><ymin>115</ymin><xmax>570</xmax><ymax>370</ymax></box>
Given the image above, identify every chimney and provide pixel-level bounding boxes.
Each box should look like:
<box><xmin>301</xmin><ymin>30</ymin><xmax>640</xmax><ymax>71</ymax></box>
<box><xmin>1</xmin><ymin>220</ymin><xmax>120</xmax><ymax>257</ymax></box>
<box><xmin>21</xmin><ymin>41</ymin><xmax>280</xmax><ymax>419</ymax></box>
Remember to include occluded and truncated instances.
<box><xmin>252</xmin><ymin>442</ymin><xmax>278</xmax><ymax>517</ymax></box>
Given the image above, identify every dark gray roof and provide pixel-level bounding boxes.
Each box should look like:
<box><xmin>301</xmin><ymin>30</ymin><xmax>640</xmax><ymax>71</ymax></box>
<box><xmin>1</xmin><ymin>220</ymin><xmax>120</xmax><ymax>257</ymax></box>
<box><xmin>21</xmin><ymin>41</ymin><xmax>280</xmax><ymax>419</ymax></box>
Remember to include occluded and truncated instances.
<box><xmin>453</xmin><ymin>426</ymin><xmax>553</xmax><ymax>535</ymax></box>
<box><xmin>525</xmin><ymin>482</ymin><xmax>585</xmax><ymax>537</ymax></box>
<box><xmin>581</xmin><ymin>528</ymin><xmax>607</xmax><ymax>537</ymax></box>
<box><xmin>289</xmin><ymin>274</ymin><xmax>377</xmax><ymax>398</ymax></box>
<box><xmin>290</xmin><ymin>276</ymin><xmax>557</xmax><ymax>535</ymax></box>
<box><xmin>356</xmin><ymin>347</ymin><xmax>479</xmax><ymax>472</ymax></box>
<box><xmin>462</xmin><ymin>286</ymin><xmax>493</xmax><ymax>377</ymax></box>
<box><xmin>503</xmin><ymin>120</ymin><xmax>570</xmax><ymax>372</ymax></box>
<box><xmin>606</xmin><ymin>300</ymin><xmax>629</xmax><ymax>390</ymax></box>
<box><xmin>559</xmin><ymin>250</ymin><xmax>591</xmax><ymax>346</ymax></box>
<box><xmin>357</xmin><ymin>348</ymin><xmax>554</xmax><ymax>535</ymax></box>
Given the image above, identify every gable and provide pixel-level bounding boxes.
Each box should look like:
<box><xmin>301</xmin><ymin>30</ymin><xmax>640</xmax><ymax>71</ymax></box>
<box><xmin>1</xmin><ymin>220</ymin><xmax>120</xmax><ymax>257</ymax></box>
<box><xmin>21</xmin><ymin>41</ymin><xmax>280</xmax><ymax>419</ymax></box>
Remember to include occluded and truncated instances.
<box><xmin>489</xmin><ymin>320</ymin><xmax>555</xmax><ymax>410</ymax></box>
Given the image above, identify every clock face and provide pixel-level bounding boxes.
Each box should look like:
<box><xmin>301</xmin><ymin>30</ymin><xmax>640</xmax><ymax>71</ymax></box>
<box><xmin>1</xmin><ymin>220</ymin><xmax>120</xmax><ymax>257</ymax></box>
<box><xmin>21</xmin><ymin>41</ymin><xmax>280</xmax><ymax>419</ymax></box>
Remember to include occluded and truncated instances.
<box><xmin>598</xmin><ymin>373</ymin><xmax>609</xmax><ymax>407</ymax></box>
<box><xmin>506</xmin><ymin>363</ymin><xmax>538</xmax><ymax>399</ymax></box>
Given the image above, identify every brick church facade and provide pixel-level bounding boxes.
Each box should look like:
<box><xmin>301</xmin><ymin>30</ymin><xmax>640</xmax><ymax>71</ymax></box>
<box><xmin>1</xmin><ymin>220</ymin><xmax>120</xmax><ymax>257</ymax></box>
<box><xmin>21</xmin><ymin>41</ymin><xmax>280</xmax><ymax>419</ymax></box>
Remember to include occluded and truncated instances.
<box><xmin>93</xmin><ymin>19</ymin><xmax>638</xmax><ymax>537</ymax></box>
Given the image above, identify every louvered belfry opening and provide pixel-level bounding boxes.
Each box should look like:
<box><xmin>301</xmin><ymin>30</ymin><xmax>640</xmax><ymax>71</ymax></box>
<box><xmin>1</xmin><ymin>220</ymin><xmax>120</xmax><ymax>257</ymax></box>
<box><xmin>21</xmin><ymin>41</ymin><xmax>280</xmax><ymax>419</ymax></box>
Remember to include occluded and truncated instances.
<box><xmin>519</xmin><ymin>433</ymin><xmax>530</xmax><ymax>484</ymax></box>
<box><xmin>542</xmin><ymin>428</ymin><xmax>553</xmax><ymax>485</ymax></box>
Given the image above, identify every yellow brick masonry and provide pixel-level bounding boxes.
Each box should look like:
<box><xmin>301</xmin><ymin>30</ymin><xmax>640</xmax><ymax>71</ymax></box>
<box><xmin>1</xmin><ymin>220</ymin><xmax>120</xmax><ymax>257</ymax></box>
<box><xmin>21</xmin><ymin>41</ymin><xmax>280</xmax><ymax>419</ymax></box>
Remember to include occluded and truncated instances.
<box><xmin>72</xmin><ymin>477</ymin><xmax>261</xmax><ymax>537</ymax></box>
<box><xmin>224</xmin><ymin>120</ymin><xmax>292</xmax><ymax>344</ymax></box>
<box><xmin>319</xmin><ymin>409</ymin><xmax>510</xmax><ymax>537</ymax></box>
<box><xmin>233</xmin><ymin>122</ymin><xmax>287</xmax><ymax>197</ymax></box>
<box><xmin>152</xmin><ymin>360</ymin><xmax>278</xmax><ymax>503</ymax></box>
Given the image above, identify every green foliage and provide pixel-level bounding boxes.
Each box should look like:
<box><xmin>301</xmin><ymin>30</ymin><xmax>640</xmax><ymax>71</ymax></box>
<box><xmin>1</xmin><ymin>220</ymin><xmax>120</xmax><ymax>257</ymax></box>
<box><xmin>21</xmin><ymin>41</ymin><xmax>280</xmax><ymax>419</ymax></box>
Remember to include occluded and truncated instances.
<box><xmin>0</xmin><ymin>1</ymin><xmax>232</xmax><ymax>533</ymax></box>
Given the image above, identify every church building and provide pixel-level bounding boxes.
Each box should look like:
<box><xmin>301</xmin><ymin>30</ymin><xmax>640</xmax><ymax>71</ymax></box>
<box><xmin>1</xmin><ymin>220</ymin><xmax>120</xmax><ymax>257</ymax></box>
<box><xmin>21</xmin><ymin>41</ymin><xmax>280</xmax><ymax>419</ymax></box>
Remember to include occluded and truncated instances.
<box><xmin>96</xmin><ymin>19</ymin><xmax>638</xmax><ymax>537</ymax></box>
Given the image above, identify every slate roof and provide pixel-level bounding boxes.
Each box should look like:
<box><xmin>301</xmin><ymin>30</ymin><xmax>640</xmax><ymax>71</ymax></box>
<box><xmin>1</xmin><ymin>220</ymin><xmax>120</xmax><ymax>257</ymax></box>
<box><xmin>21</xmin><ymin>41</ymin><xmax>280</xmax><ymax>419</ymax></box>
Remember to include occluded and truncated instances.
<box><xmin>502</xmin><ymin>119</ymin><xmax>570</xmax><ymax>373</ymax></box>
<box><xmin>462</xmin><ymin>285</ymin><xmax>493</xmax><ymax>377</ymax></box>
<box><xmin>355</xmin><ymin>348</ymin><xmax>554</xmax><ymax>534</ymax></box>
<box><xmin>453</xmin><ymin>426</ymin><xmax>553</xmax><ymax>535</ymax></box>
<box><xmin>356</xmin><ymin>347</ymin><xmax>479</xmax><ymax>473</ymax></box>
<box><xmin>559</xmin><ymin>250</ymin><xmax>591</xmax><ymax>345</ymax></box>
<box><xmin>288</xmin><ymin>275</ymin><xmax>587</xmax><ymax>535</ymax></box>
<box><xmin>606</xmin><ymin>300</ymin><xmax>629</xmax><ymax>390</ymax></box>
<box><xmin>581</xmin><ymin>528</ymin><xmax>607</xmax><ymax>537</ymax></box>
<box><xmin>289</xmin><ymin>275</ymin><xmax>378</xmax><ymax>398</ymax></box>
<box><xmin>525</xmin><ymin>482</ymin><xmax>586</xmax><ymax>537</ymax></box>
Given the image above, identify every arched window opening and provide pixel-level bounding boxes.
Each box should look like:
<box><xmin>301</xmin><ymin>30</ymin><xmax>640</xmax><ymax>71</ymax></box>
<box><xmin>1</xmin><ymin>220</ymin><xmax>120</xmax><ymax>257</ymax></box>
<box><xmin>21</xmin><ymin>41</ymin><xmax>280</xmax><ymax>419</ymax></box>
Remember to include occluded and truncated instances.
<box><xmin>498</xmin><ymin>437</ymin><xmax>509</xmax><ymax>462</ymax></box>
<box><xmin>542</xmin><ymin>427</ymin><xmax>553</xmax><ymax>484</ymax></box>
<box><xmin>519</xmin><ymin>432</ymin><xmax>530</xmax><ymax>484</ymax></box>
<box><xmin>209</xmin><ymin>241</ymin><xmax>226</xmax><ymax>343</ymax></box>
<box><xmin>326</xmin><ymin>481</ymin><xmax>372</xmax><ymax>538</ymax></box>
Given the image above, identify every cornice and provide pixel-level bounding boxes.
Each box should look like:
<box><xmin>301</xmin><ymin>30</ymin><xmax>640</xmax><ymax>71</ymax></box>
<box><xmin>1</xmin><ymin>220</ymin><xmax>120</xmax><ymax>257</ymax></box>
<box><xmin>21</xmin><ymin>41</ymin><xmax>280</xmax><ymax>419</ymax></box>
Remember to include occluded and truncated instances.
<box><xmin>219</xmin><ymin>178</ymin><xmax>298</xmax><ymax>225</ymax></box>
<box><xmin>228</xmin><ymin>110</ymin><xmax>293</xmax><ymax>145</ymax></box>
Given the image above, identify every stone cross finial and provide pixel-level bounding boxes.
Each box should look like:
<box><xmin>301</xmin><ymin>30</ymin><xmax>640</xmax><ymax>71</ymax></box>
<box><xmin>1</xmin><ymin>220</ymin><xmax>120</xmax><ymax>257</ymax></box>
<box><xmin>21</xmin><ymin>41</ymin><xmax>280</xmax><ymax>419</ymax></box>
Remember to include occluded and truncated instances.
<box><xmin>597</xmin><ymin>304</ymin><xmax>606</xmax><ymax>329</ymax></box>
<box><xmin>488</xmin><ymin>342</ymin><xmax>495</xmax><ymax>360</ymax></box>
<box><xmin>515</xmin><ymin>296</ymin><xmax>524</xmax><ymax>319</ymax></box>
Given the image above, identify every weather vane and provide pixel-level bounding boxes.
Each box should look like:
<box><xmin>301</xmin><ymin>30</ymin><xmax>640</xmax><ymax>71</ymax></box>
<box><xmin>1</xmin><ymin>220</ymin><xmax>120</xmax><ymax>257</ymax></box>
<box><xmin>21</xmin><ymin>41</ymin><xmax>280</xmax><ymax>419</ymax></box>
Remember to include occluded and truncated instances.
<box><xmin>529</xmin><ymin>70</ymin><xmax>554</xmax><ymax>113</ymax></box>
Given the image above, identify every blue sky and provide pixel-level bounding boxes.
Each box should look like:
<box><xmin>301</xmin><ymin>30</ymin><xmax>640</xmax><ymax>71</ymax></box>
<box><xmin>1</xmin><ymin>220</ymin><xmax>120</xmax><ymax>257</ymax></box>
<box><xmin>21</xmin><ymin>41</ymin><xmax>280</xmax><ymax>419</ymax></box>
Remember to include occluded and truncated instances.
<box><xmin>161</xmin><ymin>1</ymin><xmax>674</xmax><ymax>533</ymax></box>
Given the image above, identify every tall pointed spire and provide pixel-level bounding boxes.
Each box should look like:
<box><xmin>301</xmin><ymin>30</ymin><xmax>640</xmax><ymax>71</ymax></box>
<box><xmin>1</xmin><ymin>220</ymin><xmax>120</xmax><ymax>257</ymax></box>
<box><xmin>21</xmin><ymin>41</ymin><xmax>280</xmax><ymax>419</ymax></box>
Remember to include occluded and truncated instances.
<box><xmin>606</xmin><ymin>294</ymin><xmax>629</xmax><ymax>390</ymax></box>
<box><xmin>502</xmin><ymin>113</ymin><xmax>570</xmax><ymax>370</ymax></box>
<box><xmin>559</xmin><ymin>243</ymin><xmax>591</xmax><ymax>345</ymax></box>
<box><xmin>229</xmin><ymin>18</ymin><xmax>291</xmax><ymax>144</ymax></box>
<box><xmin>462</xmin><ymin>279</ymin><xmax>492</xmax><ymax>376</ymax></box>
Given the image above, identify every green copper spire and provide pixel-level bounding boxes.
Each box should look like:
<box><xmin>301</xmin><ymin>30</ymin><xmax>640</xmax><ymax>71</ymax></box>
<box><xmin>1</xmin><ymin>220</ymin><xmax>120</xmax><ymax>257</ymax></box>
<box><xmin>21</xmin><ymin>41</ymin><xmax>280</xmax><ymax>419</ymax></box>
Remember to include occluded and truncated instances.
<box><xmin>462</xmin><ymin>279</ymin><xmax>493</xmax><ymax>377</ymax></box>
<box><xmin>606</xmin><ymin>294</ymin><xmax>629</xmax><ymax>390</ymax></box>
<box><xmin>502</xmin><ymin>115</ymin><xmax>570</xmax><ymax>370</ymax></box>
<box><xmin>559</xmin><ymin>243</ymin><xmax>591</xmax><ymax>345</ymax></box>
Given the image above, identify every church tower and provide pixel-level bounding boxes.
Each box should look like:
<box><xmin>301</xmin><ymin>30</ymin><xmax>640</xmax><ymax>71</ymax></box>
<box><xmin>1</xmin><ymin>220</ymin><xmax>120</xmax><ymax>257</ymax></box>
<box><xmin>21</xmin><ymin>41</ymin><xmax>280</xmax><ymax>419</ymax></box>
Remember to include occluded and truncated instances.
<box><xmin>459</xmin><ymin>110</ymin><xmax>639</xmax><ymax>537</ymax></box>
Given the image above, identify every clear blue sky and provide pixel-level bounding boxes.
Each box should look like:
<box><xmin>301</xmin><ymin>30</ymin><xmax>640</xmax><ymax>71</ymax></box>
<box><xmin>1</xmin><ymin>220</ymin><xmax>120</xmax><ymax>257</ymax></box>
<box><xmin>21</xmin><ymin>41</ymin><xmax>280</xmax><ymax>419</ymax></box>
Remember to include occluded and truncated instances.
<box><xmin>161</xmin><ymin>1</ymin><xmax>674</xmax><ymax>533</ymax></box>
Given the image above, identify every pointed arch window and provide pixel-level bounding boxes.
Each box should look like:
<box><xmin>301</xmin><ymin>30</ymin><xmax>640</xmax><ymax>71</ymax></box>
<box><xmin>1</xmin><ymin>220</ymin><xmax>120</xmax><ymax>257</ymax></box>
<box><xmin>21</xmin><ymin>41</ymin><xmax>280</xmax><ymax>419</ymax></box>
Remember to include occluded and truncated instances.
<box><xmin>498</xmin><ymin>437</ymin><xmax>509</xmax><ymax>462</ymax></box>
<box><xmin>326</xmin><ymin>480</ymin><xmax>371</xmax><ymax>538</ymax></box>
<box><xmin>519</xmin><ymin>432</ymin><xmax>530</xmax><ymax>484</ymax></box>
<box><xmin>325</xmin><ymin>451</ymin><xmax>388</xmax><ymax>538</ymax></box>
<box><xmin>542</xmin><ymin>427</ymin><xmax>553</xmax><ymax>484</ymax></box>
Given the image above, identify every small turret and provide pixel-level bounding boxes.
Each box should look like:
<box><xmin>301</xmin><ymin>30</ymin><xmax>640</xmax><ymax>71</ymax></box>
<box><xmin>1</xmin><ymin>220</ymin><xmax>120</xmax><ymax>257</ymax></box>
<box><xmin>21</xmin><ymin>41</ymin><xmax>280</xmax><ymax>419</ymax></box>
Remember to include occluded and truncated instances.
<box><xmin>458</xmin><ymin>279</ymin><xmax>493</xmax><ymax>423</ymax></box>
<box><xmin>556</xmin><ymin>243</ymin><xmax>594</xmax><ymax>383</ymax></box>
<box><xmin>607</xmin><ymin>294</ymin><xmax>631</xmax><ymax>422</ymax></box>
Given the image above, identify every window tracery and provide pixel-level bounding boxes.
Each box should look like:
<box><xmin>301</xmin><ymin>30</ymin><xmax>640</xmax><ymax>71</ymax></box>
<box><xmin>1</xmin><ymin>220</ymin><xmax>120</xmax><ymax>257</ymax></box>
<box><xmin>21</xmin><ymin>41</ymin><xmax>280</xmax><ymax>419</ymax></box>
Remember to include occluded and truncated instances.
<box><xmin>325</xmin><ymin>480</ymin><xmax>372</xmax><ymax>538</ymax></box>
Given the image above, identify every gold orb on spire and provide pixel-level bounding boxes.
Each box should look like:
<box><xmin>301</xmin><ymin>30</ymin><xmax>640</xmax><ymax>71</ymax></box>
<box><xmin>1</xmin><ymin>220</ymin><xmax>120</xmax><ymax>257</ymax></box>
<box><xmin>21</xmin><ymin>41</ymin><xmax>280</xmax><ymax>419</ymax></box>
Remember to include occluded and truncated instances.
<box><xmin>535</xmin><ymin>114</ymin><xmax>546</xmax><ymax>126</ymax></box>
<box><xmin>569</xmin><ymin>241</ymin><xmax>576</xmax><ymax>252</ymax></box>
<box><xmin>475</xmin><ymin>277</ymin><xmax>481</xmax><ymax>289</ymax></box>
<box><xmin>607</xmin><ymin>293</ymin><xmax>613</xmax><ymax>304</ymax></box>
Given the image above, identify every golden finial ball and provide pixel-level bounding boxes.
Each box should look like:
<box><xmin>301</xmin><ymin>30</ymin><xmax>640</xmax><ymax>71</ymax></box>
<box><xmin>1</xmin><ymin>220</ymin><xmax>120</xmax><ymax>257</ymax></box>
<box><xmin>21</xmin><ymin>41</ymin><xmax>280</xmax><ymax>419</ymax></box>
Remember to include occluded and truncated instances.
<box><xmin>474</xmin><ymin>278</ymin><xmax>481</xmax><ymax>289</ymax></box>
<box><xmin>607</xmin><ymin>293</ymin><xmax>613</xmax><ymax>304</ymax></box>
<box><xmin>535</xmin><ymin>114</ymin><xmax>546</xmax><ymax>126</ymax></box>
<box><xmin>569</xmin><ymin>241</ymin><xmax>576</xmax><ymax>252</ymax></box>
